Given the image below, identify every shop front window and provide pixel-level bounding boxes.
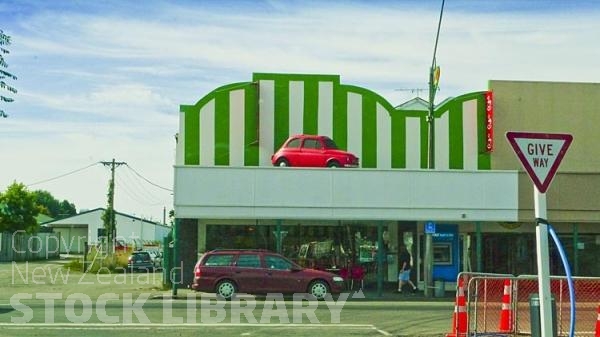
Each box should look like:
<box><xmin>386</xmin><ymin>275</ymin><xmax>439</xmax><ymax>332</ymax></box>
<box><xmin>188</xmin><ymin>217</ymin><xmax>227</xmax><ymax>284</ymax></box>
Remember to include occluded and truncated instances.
<box><xmin>206</xmin><ymin>225</ymin><xmax>261</xmax><ymax>250</ymax></box>
<box><xmin>206</xmin><ymin>223</ymin><xmax>391</xmax><ymax>277</ymax></box>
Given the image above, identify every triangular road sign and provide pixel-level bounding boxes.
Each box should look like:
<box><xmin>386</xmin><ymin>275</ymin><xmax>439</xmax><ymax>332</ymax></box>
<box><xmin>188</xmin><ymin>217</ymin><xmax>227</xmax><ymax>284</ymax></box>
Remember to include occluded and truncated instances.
<box><xmin>506</xmin><ymin>132</ymin><xmax>573</xmax><ymax>193</ymax></box>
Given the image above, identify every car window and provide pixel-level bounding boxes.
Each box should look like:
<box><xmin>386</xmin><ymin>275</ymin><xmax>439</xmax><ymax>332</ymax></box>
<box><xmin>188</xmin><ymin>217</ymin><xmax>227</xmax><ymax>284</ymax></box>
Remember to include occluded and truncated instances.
<box><xmin>264</xmin><ymin>255</ymin><xmax>292</xmax><ymax>270</ymax></box>
<box><xmin>286</xmin><ymin>138</ymin><xmax>301</xmax><ymax>148</ymax></box>
<box><xmin>303</xmin><ymin>139</ymin><xmax>321</xmax><ymax>149</ymax></box>
<box><xmin>323</xmin><ymin>137</ymin><xmax>338</xmax><ymax>149</ymax></box>
<box><xmin>236</xmin><ymin>254</ymin><xmax>261</xmax><ymax>268</ymax></box>
<box><xmin>204</xmin><ymin>254</ymin><xmax>234</xmax><ymax>266</ymax></box>
<box><xmin>133</xmin><ymin>252</ymin><xmax>151</xmax><ymax>261</ymax></box>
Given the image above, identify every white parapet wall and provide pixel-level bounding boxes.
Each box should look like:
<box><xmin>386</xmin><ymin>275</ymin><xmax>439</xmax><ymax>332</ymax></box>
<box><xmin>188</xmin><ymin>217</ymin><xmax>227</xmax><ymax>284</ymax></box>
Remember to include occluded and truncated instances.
<box><xmin>174</xmin><ymin>166</ymin><xmax>519</xmax><ymax>222</ymax></box>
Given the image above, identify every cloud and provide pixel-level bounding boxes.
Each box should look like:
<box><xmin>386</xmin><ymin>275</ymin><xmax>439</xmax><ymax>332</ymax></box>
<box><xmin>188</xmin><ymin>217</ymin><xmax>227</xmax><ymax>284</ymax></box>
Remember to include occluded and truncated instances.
<box><xmin>15</xmin><ymin>83</ymin><xmax>177</xmax><ymax>125</ymax></box>
<box><xmin>14</xmin><ymin>2</ymin><xmax>600</xmax><ymax>97</ymax></box>
<box><xmin>1</xmin><ymin>121</ymin><xmax>175</xmax><ymax>221</ymax></box>
<box><xmin>3</xmin><ymin>0</ymin><xmax>600</xmax><ymax>220</ymax></box>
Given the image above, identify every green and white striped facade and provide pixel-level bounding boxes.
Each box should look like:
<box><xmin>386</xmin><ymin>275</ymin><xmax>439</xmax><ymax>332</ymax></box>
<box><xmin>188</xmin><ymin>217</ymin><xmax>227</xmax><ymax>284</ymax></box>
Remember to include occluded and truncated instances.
<box><xmin>178</xmin><ymin>73</ymin><xmax>491</xmax><ymax>170</ymax></box>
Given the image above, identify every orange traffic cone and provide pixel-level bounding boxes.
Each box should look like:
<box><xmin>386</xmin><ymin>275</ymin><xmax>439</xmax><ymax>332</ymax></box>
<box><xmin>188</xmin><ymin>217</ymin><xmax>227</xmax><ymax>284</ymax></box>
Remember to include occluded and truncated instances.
<box><xmin>595</xmin><ymin>305</ymin><xmax>600</xmax><ymax>337</ymax></box>
<box><xmin>498</xmin><ymin>279</ymin><xmax>513</xmax><ymax>333</ymax></box>
<box><xmin>446</xmin><ymin>277</ymin><xmax>468</xmax><ymax>337</ymax></box>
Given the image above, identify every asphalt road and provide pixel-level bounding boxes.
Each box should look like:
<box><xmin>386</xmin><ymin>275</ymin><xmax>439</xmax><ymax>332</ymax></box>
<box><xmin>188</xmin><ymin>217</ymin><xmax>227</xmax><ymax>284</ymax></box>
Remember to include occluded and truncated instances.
<box><xmin>0</xmin><ymin>260</ymin><xmax>455</xmax><ymax>337</ymax></box>
<box><xmin>0</xmin><ymin>297</ymin><xmax>454</xmax><ymax>337</ymax></box>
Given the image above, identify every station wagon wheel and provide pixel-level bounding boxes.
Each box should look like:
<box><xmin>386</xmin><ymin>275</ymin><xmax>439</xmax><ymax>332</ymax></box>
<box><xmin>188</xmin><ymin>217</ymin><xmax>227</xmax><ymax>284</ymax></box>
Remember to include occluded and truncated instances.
<box><xmin>276</xmin><ymin>158</ymin><xmax>290</xmax><ymax>167</ymax></box>
<box><xmin>216</xmin><ymin>280</ymin><xmax>237</xmax><ymax>300</ymax></box>
<box><xmin>308</xmin><ymin>280</ymin><xmax>329</xmax><ymax>300</ymax></box>
<box><xmin>327</xmin><ymin>160</ymin><xmax>340</xmax><ymax>168</ymax></box>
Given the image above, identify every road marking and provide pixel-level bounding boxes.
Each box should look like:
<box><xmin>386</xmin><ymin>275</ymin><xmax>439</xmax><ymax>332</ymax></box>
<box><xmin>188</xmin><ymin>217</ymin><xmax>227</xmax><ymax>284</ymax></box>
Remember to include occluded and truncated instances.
<box><xmin>0</xmin><ymin>322</ymin><xmax>390</xmax><ymax>334</ymax></box>
<box><xmin>0</xmin><ymin>323</ymin><xmax>374</xmax><ymax>327</ymax></box>
<box><xmin>0</xmin><ymin>323</ymin><xmax>392</xmax><ymax>335</ymax></box>
<box><xmin>376</xmin><ymin>330</ymin><xmax>391</xmax><ymax>336</ymax></box>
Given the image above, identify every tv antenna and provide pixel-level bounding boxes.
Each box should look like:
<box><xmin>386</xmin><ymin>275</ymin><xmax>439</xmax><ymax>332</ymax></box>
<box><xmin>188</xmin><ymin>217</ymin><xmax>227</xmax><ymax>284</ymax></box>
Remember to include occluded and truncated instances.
<box><xmin>394</xmin><ymin>88</ymin><xmax>427</xmax><ymax>98</ymax></box>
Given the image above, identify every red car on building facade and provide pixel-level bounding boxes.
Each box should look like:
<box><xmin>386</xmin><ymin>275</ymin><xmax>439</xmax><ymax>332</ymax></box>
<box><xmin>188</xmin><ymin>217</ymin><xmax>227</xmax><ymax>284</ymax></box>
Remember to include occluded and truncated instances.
<box><xmin>271</xmin><ymin>134</ymin><xmax>359</xmax><ymax>168</ymax></box>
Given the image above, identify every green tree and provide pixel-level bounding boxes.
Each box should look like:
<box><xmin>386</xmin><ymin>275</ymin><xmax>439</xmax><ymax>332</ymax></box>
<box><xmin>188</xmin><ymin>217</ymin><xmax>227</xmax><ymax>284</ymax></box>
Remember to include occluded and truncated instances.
<box><xmin>101</xmin><ymin>180</ymin><xmax>115</xmax><ymax>246</ymax></box>
<box><xmin>168</xmin><ymin>209</ymin><xmax>175</xmax><ymax>226</ymax></box>
<box><xmin>32</xmin><ymin>190</ymin><xmax>60</xmax><ymax>217</ymax></box>
<box><xmin>0</xmin><ymin>182</ymin><xmax>39</xmax><ymax>233</ymax></box>
<box><xmin>31</xmin><ymin>190</ymin><xmax>77</xmax><ymax>218</ymax></box>
<box><xmin>0</xmin><ymin>29</ymin><xmax>17</xmax><ymax>118</ymax></box>
<box><xmin>59</xmin><ymin>199</ymin><xmax>76</xmax><ymax>216</ymax></box>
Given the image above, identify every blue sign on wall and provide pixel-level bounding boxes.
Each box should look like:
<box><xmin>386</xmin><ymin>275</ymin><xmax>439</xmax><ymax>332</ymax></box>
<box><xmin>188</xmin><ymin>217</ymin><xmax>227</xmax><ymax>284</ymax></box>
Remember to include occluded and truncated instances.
<box><xmin>425</xmin><ymin>221</ymin><xmax>436</xmax><ymax>234</ymax></box>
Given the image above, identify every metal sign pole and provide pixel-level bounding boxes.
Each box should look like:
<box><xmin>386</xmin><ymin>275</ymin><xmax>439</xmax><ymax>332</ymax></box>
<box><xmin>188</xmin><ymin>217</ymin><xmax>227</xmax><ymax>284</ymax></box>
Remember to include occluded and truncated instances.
<box><xmin>506</xmin><ymin>131</ymin><xmax>572</xmax><ymax>337</ymax></box>
<box><xmin>534</xmin><ymin>187</ymin><xmax>553</xmax><ymax>337</ymax></box>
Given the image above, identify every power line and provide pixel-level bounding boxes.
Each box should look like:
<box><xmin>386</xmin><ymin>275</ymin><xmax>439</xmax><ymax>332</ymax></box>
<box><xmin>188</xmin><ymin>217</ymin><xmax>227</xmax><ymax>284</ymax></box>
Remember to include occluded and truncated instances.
<box><xmin>119</xmin><ymin>168</ymin><xmax>161</xmax><ymax>203</ymax></box>
<box><xmin>115</xmin><ymin>170</ymin><xmax>164</xmax><ymax>206</ymax></box>
<box><xmin>122</xmin><ymin>166</ymin><xmax>166</xmax><ymax>200</ymax></box>
<box><xmin>23</xmin><ymin>160</ymin><xmax>172</xmax><ymax>193</ymax></box>
<box><xmin>27</xmin><ymin>162</ymin><xmax>100</xmax><ymax>187</ymax></box>
<box><xmin>125</xmin><ymin>164</ymin><xmax>173</xmax><ymax>192</ymax></box>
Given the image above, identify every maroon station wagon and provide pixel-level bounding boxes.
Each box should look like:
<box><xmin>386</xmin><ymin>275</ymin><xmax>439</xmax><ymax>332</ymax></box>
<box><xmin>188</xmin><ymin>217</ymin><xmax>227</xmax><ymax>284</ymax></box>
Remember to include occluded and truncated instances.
<box><xmin>271</xmin><ymin>134</ymin><xmax>359</xmax><ymax>168</ymax></box>
<box><xmin>192</xmin><ymin>249</ymin><xmax>345</xmax><ymax>300</ymax></box>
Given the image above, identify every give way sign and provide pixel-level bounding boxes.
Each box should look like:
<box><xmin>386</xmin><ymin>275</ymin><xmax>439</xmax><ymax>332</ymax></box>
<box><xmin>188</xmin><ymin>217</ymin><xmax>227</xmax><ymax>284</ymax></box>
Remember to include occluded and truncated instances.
<box><xmin>506</xmin><ymin>132</ymin><xmax>573</xmax><ymax>193</ymax></box>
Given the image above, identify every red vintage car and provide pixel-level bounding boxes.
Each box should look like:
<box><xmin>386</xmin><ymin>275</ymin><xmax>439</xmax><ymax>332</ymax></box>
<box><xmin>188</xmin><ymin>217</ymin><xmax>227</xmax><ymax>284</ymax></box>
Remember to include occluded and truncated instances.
<box><xmin>271</xmin><ymin>134</ymin><xmax>359</xmax><ymax>168</ymax></box>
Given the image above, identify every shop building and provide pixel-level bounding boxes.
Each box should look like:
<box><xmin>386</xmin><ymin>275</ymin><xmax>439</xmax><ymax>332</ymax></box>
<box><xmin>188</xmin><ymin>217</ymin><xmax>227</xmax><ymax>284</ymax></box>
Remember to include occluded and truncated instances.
<box><xmin>486</xmin><ymin>80</ymin><xmax>600</xmax><ymax>277</ymax></box>
<box><xmin>173</xmin><ymin>74</ymin><xmax>600</xmax><ymax>288</ymax></box>
<box><xmin>43</xmin><ymin>208</ymin><xmax>170</xmax><ymax>253</ymax></box>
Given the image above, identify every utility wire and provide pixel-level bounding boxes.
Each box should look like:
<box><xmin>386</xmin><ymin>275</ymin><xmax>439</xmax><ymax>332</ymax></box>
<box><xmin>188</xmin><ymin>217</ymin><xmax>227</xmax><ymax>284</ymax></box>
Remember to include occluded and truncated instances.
<box><xmin>119</xmin><ymin>168</ymin><xmax>161</xmax><ymax>203</ymax></box>
<box><xmin>27</xmin><ymin>162</ymin><xmax>101</xmax><ymax>187</ymax></box>
<box><xmin>125</xmin><ymin>164</ymin><xmax>173</xmax><ymax>192</ymax></box>
<box><xmin>115</xmin><ymin>171</ymin><xmax>164</xmax><ymax>206</ymax></box>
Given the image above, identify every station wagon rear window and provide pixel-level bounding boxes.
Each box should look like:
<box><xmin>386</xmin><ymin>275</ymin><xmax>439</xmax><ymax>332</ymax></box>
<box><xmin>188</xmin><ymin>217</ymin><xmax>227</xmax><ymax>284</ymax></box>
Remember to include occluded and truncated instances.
<box><xmin>236</xmin><ymin>254</ymin><xmax>261</xmax><ymax>268</ymax></box>
<box><xmin>203</xmin><ymin>254</ymin><xmax>234</xmax><ymax>266</ymax></box>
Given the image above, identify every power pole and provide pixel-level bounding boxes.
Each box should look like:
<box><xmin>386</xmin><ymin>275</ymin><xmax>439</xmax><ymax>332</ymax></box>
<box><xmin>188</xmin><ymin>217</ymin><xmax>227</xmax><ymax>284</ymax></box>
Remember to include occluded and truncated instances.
<box><xmin>101</xmin><ymin>159</ymin><xmax>126</xmax><ymax>253</ymax></box>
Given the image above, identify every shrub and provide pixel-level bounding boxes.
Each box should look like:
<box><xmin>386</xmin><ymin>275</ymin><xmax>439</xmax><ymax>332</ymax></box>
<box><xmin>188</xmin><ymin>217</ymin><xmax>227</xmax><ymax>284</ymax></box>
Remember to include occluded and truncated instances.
<box><xmin>62</xmin><ymin>245</ymin><xmax>130</xmax><ymax>274</ymax></box>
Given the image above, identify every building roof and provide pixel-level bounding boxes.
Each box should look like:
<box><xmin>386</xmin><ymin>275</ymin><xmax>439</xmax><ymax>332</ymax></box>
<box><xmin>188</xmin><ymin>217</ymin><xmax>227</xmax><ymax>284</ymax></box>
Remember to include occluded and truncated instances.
<box><xmin>395</xmin><ymin>97</ymin><xmax>429</xmax><ymax>111</ymax></box>
<box><xmin>395</xmin><ymin>96</ymin><xmax>456</xmax><ymax>112</ymax></box>
<box><xmin>41</xmin><ymin>207</ymin><xmax>165</xmax><ymax>227</ymax></box>
<box><xmin>35</xmin><ymin>213</ymin><xmax>54</xmax><ymax>224</ymax></box>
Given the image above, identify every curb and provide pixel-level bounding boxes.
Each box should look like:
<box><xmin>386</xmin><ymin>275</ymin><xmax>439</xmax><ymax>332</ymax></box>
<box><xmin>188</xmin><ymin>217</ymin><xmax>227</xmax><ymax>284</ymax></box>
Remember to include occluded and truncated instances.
<box><xmin>150</xmin><ymin>290</ymin><xmax>455</xmax><ymax>302</ymax></box>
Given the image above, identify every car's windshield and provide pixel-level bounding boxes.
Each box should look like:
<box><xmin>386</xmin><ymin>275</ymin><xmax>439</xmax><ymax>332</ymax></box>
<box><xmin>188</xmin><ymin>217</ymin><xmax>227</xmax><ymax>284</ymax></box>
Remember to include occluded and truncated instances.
<box><xmin>322</xmin><ymin>137</ymin><xmax>338</xmax><ymax>149</ymax></box>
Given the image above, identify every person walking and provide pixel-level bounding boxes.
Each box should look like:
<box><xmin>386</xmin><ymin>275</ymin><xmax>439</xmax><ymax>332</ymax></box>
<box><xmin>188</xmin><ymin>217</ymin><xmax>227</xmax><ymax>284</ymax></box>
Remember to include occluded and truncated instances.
<box><xmin>397</xmin><ymin>245</ymin><xmax>417</xmax><ymax>293</ymax></box>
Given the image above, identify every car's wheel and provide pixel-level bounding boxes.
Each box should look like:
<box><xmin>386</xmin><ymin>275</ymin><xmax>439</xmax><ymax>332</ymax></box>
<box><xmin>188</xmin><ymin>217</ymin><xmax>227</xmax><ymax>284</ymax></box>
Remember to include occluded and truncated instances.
<box><xmin>275</xmin><ymin>158</ymin><xmax>290</xmax><ymax>167</ymax></box>
<box><xmin>216</xmin><ymin>280</ymin><xmax>237</xmax><ymax>300</ymax></box>
<box><xmin>308</xmin><ymin>279</ymin><xmax>330</xmax><ymax>300</ymax></box>
<box><xmin>327</xmin><ymin>161</ymin><xmax>340</xmax><ymax>168</ymax></box>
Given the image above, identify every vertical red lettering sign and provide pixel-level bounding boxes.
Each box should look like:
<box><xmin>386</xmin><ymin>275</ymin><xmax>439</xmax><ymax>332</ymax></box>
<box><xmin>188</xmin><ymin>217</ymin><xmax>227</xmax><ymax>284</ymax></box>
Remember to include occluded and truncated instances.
<box><xmin>485</xmin><ymin>91</ymin><xmax>494</xmax><ymax>152</ymax></box>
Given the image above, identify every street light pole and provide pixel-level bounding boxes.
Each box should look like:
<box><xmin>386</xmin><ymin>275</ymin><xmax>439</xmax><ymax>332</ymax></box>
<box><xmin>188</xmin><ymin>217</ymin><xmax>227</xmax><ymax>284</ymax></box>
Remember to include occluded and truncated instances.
<box><xmin>424</xmin><ymin>0</ymin><xmax>445</xmax><ymax>298</ymax></box>
<box><xmin>427</xmin><ymin>0</ymin><xmax>445</xmax><ymax>170</ymax></box>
